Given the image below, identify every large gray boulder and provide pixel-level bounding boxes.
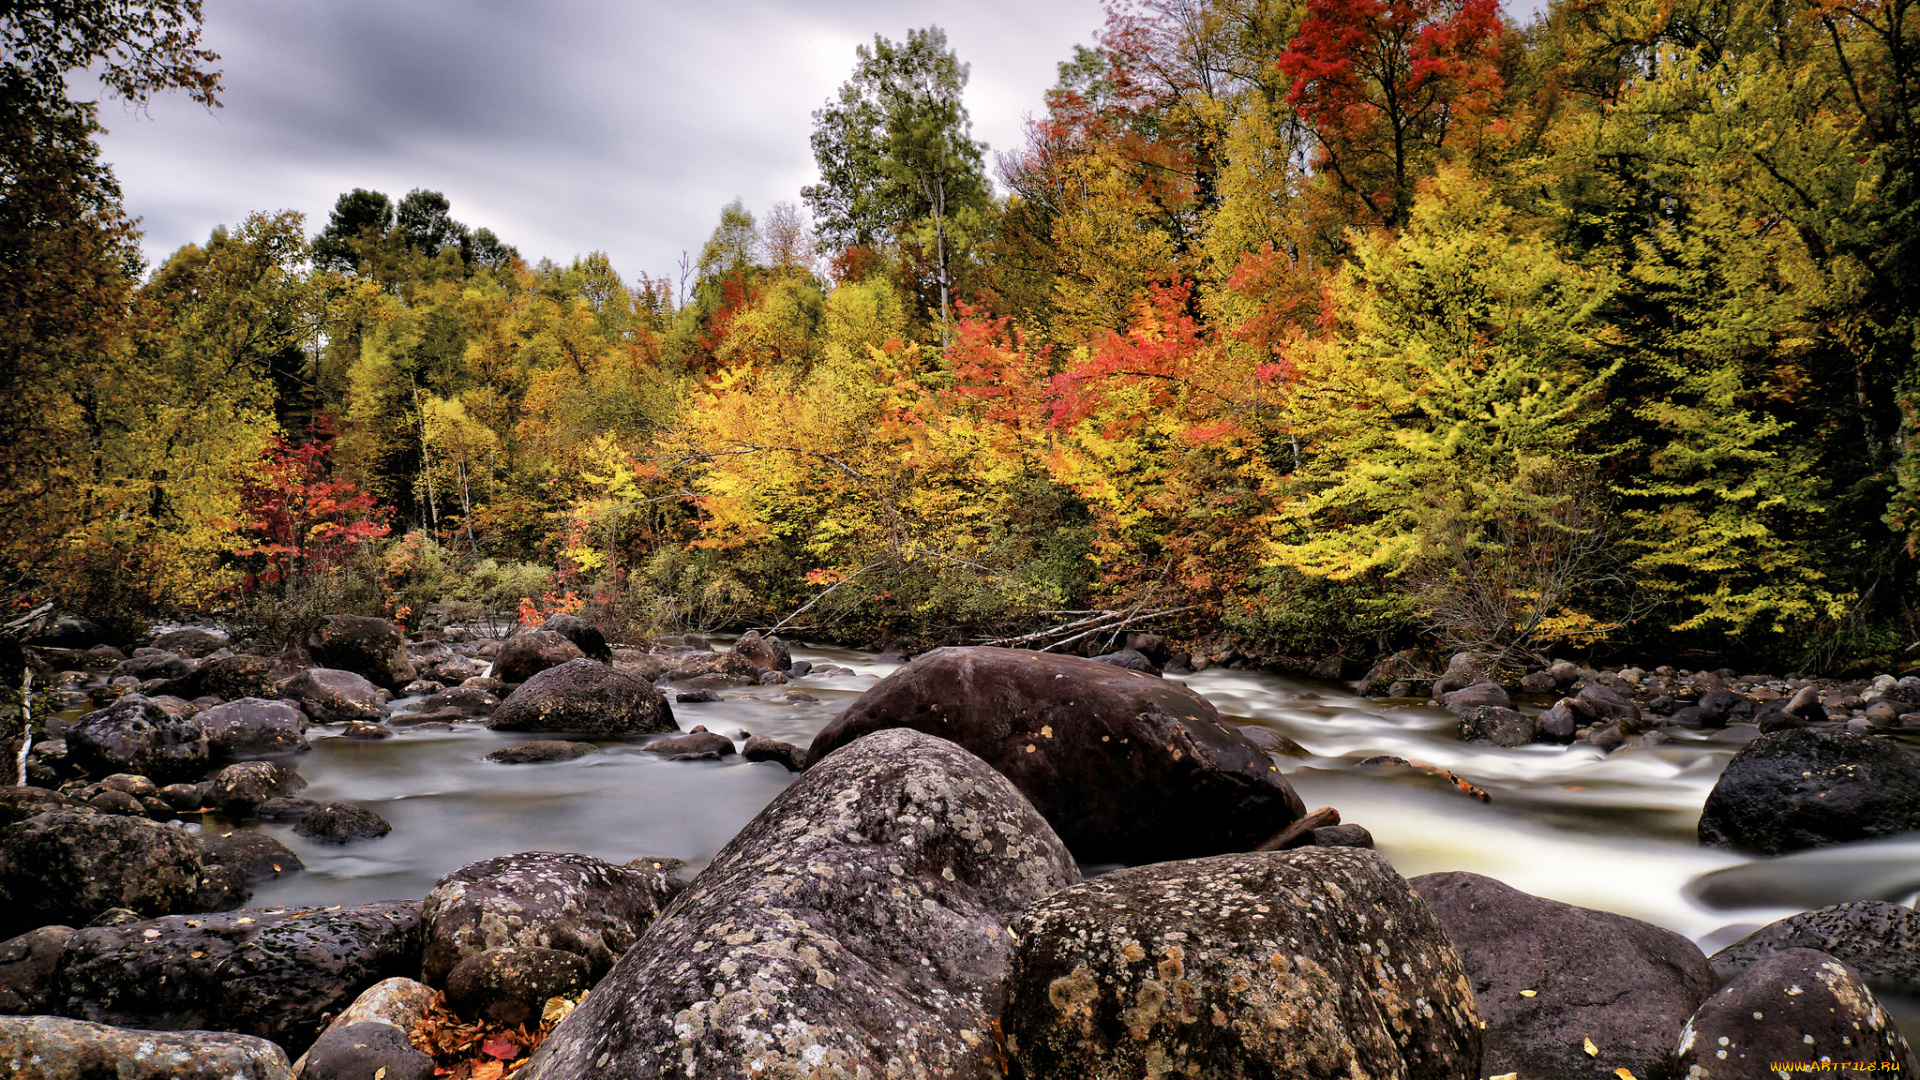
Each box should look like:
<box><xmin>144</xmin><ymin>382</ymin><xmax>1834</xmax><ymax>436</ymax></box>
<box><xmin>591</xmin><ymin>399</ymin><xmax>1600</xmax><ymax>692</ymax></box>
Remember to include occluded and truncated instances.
<box><xmin>519</xmin><ymin>728</ymin><xmax>1081</xmax><ymax>1080</ymax></box>
<box><xmin>275</xmin><ymin>668</ymin><xmax>389</xmax><ymax>724</ymax></box>
<box><xmin>196</xmin><ymin>697</ymin><xmax>310</xmax><ymax>759</ymax></box>
<box><xmin>41</xmin><ymin>900</ymin><xmax>422</xmax><ymax>1056</ymax></box>
<box><xmin>486</xmin><ymin>658</ymin><xmax>674</xmax><ymax>737</ymax></box>
<box><xmin>306</xmin><ymin>615</ymin><xmax>416</xmax><ymax>691</ymax></box>
<box><xmin>1005</xmin><ymin>847</ymin><xmax>1480</xmax><ymax>1080</ymax></box>
<box><xmin>420</xmin><ymin>850</ymin><xmax>682</xmax><ymax>986</ymax></box>
<box><xmin>492</xmin><ymin>630</ymin><xmax>585</xmax><ymax>685</ymax></box>
<box><xmin>0</xmin><ymin>1016</ymin><xmax>292</xmax><ymax>1079</ymax></box>
<box><xmin>0</xmin><ymin>811</ymin><xmax>208</xmax><ymax>937</ymax></box>
<box><xmin>1675</xmin><ymin>948</ymin><xmax>1916</xmax><ymax>1077</ymax></box>
<box><xmin>540</xmin><ymin>613</ymin><xmax>610</xmax><ymax>663</ymax></box>
<box><xmin>1710</xmin><ymin>901</ymin><xmax>1920</xmax><ymax>991</ymax></box>
<box><xmin>64</xmin><ymin>695</ymin><xmax>210</xmax><ymax>783</ymax></box>
<box><xmin>1413</xmin><ymin>870</ymin><xmax>1717</xmax><ymax>1080</ymax></box>
<box><xmin>1698</xmin><ymin>729</ymin><xmax>1920</xmax><ymax>855</ymax></box>
<box><xmin>158</xmin><ymin>653</ymin><xmax>283</xmax><ymax>702</ymax></box>
<box><xmin>805</xmin><ymin>646</ymin><xmax>1305</xmax><ymax>863</ymax></box>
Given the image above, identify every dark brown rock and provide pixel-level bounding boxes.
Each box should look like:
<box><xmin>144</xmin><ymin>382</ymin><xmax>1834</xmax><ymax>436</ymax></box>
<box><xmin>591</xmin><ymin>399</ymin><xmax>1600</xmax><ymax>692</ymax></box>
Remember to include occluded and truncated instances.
<box><xmin>444</xmin><ymin>946</ymin><xmax>593</xmax><ymax>1026</ymax></box>
<box><xmin>64</xmin><ymin>695</ymin><xmax>210</xmax><ymax>784</ymax></box>
<box><xmin>207</xmin><ymin>760</ymin><xmax>307</xmax><ymax>816</ymax></box>
<box><xmin>643</xmin><ymin>729</ymin><xmax>734</xmax><ymax>756</ymax></box>
<box><xmin>487</xmin><ymin>658</ymin><xmax>674</xmax><ymax>737</ymax></box>
<box><xmin>306</xmin><ymin>614</ymin><xmax>416</xmax><ymax>691</ymax></box>
<box><xmin>1674</xmin><ymin>948</ymin><xmax>1916</xmax><ymax>1078</ymax></box>
<box><xmin>805</xmin><ymin>646</ymin><xmax>1304</xmax><ymax>863</ymax></box>
<box><xmin>485</xmin><ymin>740</ymin><xmax>599</xmax><ymax>764</ymax></box>
<box><xmin>0</xmin><ymin>811</ymin><xmax>208</xmax><ymax>937</ymax></box>
<box><xmin>740</xmin><ymin>734</ymin><xmax>803</xmax><ymax>771</ymax></box>
<box><xmin>196</xmin><ymin>697</ymin><xmax>309</xmax><ymax>759</ymax></box>
<box><xmin>1698</xmin><ymin>729</ymin><xmax>1920</xmax><ymax>855</ymax></box>
<box><xmin>492</xmin><ymin>630</ymin><xmax>585</xmax><ymax>685</ymax></box>
<box><xmin>275</xmin><ymin>668</ymin><xmax>388</xmax><ymax>724</ymax></box>
<box><xmin>540</xmin><ymin>613</ymin><xmax>610</xmax><ymax>663</ymax></box>
<box><xmin>293</xmin><ymin>802</ymin><xmax>391</xmax><ymax>844</ymax></box>
<box><xmin>157</xmin><ymin>654</ymin><xmax>282</xmax><ymax>703</ymax></box>
<box><xmin>1458</xmin><ymin>705</ymin><xmax>1536</xmax><ymax>746</ymax></box>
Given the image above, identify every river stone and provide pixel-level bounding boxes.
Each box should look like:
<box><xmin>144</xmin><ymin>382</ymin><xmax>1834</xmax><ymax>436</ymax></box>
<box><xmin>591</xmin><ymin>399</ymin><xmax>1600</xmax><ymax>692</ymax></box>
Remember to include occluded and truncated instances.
<box><xmin>1004</xmin><ymin>847</ymin><xmax>1479</xmax><ymax>1080</ymax></box>
<box><xmin>519</xmin><ymin>728</ymin><xmax>1081</xmax><ymax>1080</ymax></box>
<box><xmin>1459</xmin><ymin>705</ymin><xmax>1535</xmax><ymax>746</ymax></box>
<box><xmin>1574</xmin><ymin>683</ymin><xmax>1642</xmax><ymax>726</ymax></box>
<box><xmin>540</xmin><ymin>613</ymin><xmax>611</xmax><ymax>663</ymax></box>
<box><xmin>297</xmin><ymin>1021</ymin><xmax>433</xmax><ymax>1080</ymax></box>
<box><xmin>197</xmin><ymin>697</ymin><xmax>310</xmax><ymax>759</ymax></box>
<box><xmin>1675</xmin><ymin>948</ymin><xmax>1917</xmax><ymax>1077</ymax></box>
<box><xmin>741</xmin><ymin>734</ymin><xmax>803</xmax><ymax>771</ymax></box>
<box><xmin>1710</xmin><ymin>901</ymin><xmax>1920</xmax><ymax>990</ymax></box>
<box><xmin>276</xmin><ymin>668</ymin><xmax>389</xmax><ymax>724</ymax></box>
<box><xmin>1698</xmin><ymin>729</ymin><xmax>1920</xmax><ymax>855</ymax></box>
<box><xmin>111</xmin><ymin>651</ymin><xmax>196</xmax><ymax>682</ymax></box>
<box><xmin>158</xmin><ymin>653</ymin><xmax>282</xmax><ymax>702</ymax></box>
<box><xmin>49</xmin><ymin>900</ymin><xmax>419</xmax><ymax>1056</ymax></box>
<box><xmin>493</xmin><ymin>630</ymin><xmax>586</xmax><ymax>685</ymax></box>
<box><xmin>64</xmin><ymin>694</ymin><xmax>211</xmax><ymax>784</ymax></box>
<box><xmin>1411</xmin><ymin>870</ymin><xmax>1716</xmax><ymax>1080</ymax></box>
<box><xmin>486</xmin><ymin>740</ymin><xmax>599</xmax><ymax>764</ymax></box>
<box><xmin>152</xmin><ymin>627</ymin><xmax>231</xmax><ymax>658</ymax></box>
<box><xmin>410</xmin><ymin>684</ymin><xmax>499</xmax><ymax>717</ymax></box>
<box><xmin>420</xmin><ymin>850</ymin><xmax>682</xmax><ymax>986</ymax></box>
<box><xmin>306</xmin><ymin>615</ymin><xmax>416</xmax><ymax>691</ymax></box>
<box><xmin>196</xmin><ymin>830</ymin><xmax>303</xmax><ymax>894</ymax></box>
<box><xmin>644</xmin><ymin>729</ymin><xmax>735</xmax><ymax>756</ymax></box>
<box><xmin>0</xmin><ymin>811</ymin><xmax>207</xmax><ymax>936</ymax></box>
<box><xmin>487</xmin><ymin>658</ymin><xmax>674</xmax><ymax>737</ymax></box>
<box><xmin>0</xmin><ymin>1015</ymin><xmax>292</xmax><ymax>1079</ymax></box>
<box><xmin>289</xmin><ymin>976</ymin><xmax>438</xmax><ymax>1078</ymax></box>
<box><xmin>805</xmin><ymin>646</ymin><xmax>1305</xmax><ymax>863</ymax></box>
<box><xmin>0</xmin><ymin>784</ymin><xmax>89</xmax><ymax>826</ymax></box>
<box><xmin>0</xmin><ymin>924</ymin><xmax>73</xmax><ymax>1013</ymax></box>
<box><xmin>1360</xmin><ymin>648</ymin><xmax>1435</xmax><ymax>696</ymax></box>
<box><xmin>445</xmin><ymin>945</ymin><xmax>594</xmax><ymax>1026</ymax></box>
<box><xmin>208</xmin><ymin>760</ymin><xmax>308</xmax><ymax>815</ymax></box>
<box><xmin>729</xmin><ymin>630</ymin><xmax>788</xmax><ymax>672</ymax></box>
<box><xmin>294</xmin><ymin>802</ymin><xmax>392</xmax><ymax>844</ymax></box>
<box><xmin>1440</xmin><ymin>680</ymin><xmax>1510</xmax><ymax>713</ymax></box>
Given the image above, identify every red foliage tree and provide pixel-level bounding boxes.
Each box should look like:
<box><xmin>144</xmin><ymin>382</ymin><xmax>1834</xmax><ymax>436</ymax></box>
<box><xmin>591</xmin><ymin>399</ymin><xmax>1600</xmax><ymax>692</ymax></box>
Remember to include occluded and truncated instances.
<box><xmin>1277</xmin><ymin>0</ymin><xmax>1506</xmax><ymax>227</ymax></box>
<box><xmin>233</xmin><ymin>425</ymin><xmax>391</xmax><ymax>590</ymax></box>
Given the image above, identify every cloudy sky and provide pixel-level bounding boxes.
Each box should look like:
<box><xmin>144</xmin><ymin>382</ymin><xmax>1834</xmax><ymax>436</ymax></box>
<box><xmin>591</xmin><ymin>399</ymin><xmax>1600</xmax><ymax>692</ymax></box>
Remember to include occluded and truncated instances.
<box><xmin>93</xmin><ymin>0</ymin><xmax>1543</xmax><ymax>285</ymax></box>
<box><xmin>93</xmin><ymin>0</ymin><xmax>1110</xmax><ymax>284</ymax></box>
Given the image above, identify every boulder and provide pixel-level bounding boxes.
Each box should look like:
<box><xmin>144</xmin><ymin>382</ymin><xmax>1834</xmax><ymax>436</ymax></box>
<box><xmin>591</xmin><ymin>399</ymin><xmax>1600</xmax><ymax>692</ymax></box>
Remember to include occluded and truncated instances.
<box><xmin>445</xmin><ymin>945</ymin><xmax>593</xmax><ymax>1026</ymax></box>
<box><xmin>741</xmin><ymin>734</ymin><xmax>803</xmax><ymax>771</ymax></box>
<box><xmin>643</xmin><ymin>729</ymin><xmax>735</xmax><ymax>757</ymax></box>
<box><xmin>420</xmin><ymin>850</ymin><xmax>682</xmax><ymax>986</ymax></box>
<box><xmin>1573</xmin><ymin>683</ymin><xmax>1642</xmax><ymax>726</ymax></box>
<box><xmin>492</xmin><ymin>630</ymin><xmax>585</xmax><ymax>685</ymax></box>
<box><xmin>289</xmin><ymin>977</ymin><xmax>438</xmax><ymax>1079</ymax></box>
<box><xmin>275</xmin><ymin>668</ymin><xmax>389</xmax><ymax>724</ymax></box>
<box><xmin>207</xmin><ymin>760</ymin><xmax>308</xmax><ymax>816</ymax></box>
<box><xmin>297</xmin><ymin>1021</ymin><xmax>432</xmax><ymax>1080</ymax></box>
<box><xmin>486</xmin><ymin>740</ymin><xmax>599</xmax><ymax>764</ymax></box>
<box><xmin>1088</xmin><ymin>647</ymin><xmax>1159</xmax><ymax>674</ymax></box>
<box><xmin>519</xmin><ymin>728</ymin><xmax>1081</xmax><ymax>1080</ymax></box>
<box><xmin>1440</xmin><ymin>680</ymin><xmax>1510</xmax><ymax>713</ymax></box>
<box><xmin>1537</xmin><ymin>700</ymin><xmax>1579</xmax><ymax>742</ymax></box>
<box><xmin>1698</xmin><ymin>729</ymin><xmax>1920</xmax><ymax>855</ymax></box>
<box><xmin>659</xmin><ymin>650</ymin><xmax>759</xmax><ymax>683</ymax></box>
<box><xmin>294</xmin><ymin>802</ymin><xmax>392</xmax><ymax>844</ymax></box>
<box><xmin>486</xmin><ymin>658</ymin><xmax>674</xmax><ymax>737</ymax></box>
<box><xmin>540</xmin><ymin>613</ymin><xmax>611</xmax><ymax>663</ymax></box>
<box><xmin>408</xmin><ymin>685</ymin><xmax>499</xmax><ymax>717</ymax></box>
<box><xmin>1411</xmin><ymin>870</ymin><xmax>1717</xmax><ymax>1080</ymax></box>
<box><xmin>805</xmin><ymin>646</ymin><xmax>1305</xmax><ymax>863</ymax></box>
<box><xmin>306</xmin><ymin>615</ymin><xmax>416</xmax><ymax>691</ymax></box>
<box><xmin>1005</xmin><ymin>847</ymin><xmax>1479</xmax><ymax>1080</ymax></box>
<box><xmin>0</xmin><ymin>811</ymin><xmax>208</xmax><ymax>937</ymax></box>
<box><xmin>1710</xmin><ymin>901</ymin><xmax>1920</xmax><ymax>990</ymax></box>
<box><xmin>151</xmin><ymin>627</ymin><xmax>231</xmax><ymax>658</ymax></box>
<box><xmin>46</xmin><ymin>900</ymin><xmax>421</xmax><ymax>1056</ymax></box>
<box><xmin>728</xmin><ymin>629</ymin><xmax>786</xmax><ymax>671</ymax></box>
<box><xmin>194</xmin><ymin>830</ymin><xmax>302</xmax><ymax>911</ymax></box>
<box><xmin>64</xmin><ymin>694</ymin><xmax>210</xmax><ymax>784</ymax></box>
<box><xmin>1674</xmin><ymin>949</ymin><xmax>1916</xmax><ymax>1078</ymax></box>
<box><xmin>0</xmin><ymin>1016</ymin><xmax>291</xmax><ymax>1079</ymax></box>
<box><xmin>111</xmin><ymin>651</ymin><xmax>195</xmax><ymax>682</ymax></box>
<box><xmin>1359</xmin><ymin>647</ymin><xmax>1434</xmax><ymax>696</ymax></box>
<box><xmin>197</xmin><ymin>698</ymin><xmax>310</xmax><ymax>759</ymax></box>
<box><xmin>0</xmin><ymin>784</ymin><xmax>89</xmax><ymax>827</ymax></box>
<box><xmin>0</xmin><ymin>924</ymin><xmax>73</xmax><ymax>1013</ymax></box>
<box><xmin>159</xmin><ymin>654</ymin><xmax>282</xmax><ymax>703</ymax></box>
<box><xmin>1459</xmin><ymin>705</ymin><xmax>1535</xmax><ymax>746</ymax></box>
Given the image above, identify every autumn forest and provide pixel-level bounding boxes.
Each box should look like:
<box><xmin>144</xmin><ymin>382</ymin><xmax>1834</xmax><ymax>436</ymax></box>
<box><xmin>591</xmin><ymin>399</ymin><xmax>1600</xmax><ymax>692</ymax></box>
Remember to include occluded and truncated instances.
<box><xmin>3</xmin><ymin>0</ymin><xmax>1917</xmax><ymax>673</ymax></box>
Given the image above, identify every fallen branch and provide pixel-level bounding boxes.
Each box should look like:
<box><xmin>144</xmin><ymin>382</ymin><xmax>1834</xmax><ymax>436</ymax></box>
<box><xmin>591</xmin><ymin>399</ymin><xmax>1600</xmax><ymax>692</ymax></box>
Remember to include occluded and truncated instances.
<box><xmin>1254</xmin><ymin>806</ymin><xmax>1341</xmax><ymax>852</ymax></box>
<box><xmin>767</xmin><ymin>561</ymin><xmax>884</xmax><ymax>635</ymax></box>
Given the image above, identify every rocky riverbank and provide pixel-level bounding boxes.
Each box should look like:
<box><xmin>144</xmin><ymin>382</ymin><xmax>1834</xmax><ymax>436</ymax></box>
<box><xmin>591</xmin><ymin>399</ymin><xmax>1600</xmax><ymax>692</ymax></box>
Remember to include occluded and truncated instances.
<box><xmin>1</xmin><ymin>615</ymin><xmax>1916</xmax><ymax>1077</ymax></box>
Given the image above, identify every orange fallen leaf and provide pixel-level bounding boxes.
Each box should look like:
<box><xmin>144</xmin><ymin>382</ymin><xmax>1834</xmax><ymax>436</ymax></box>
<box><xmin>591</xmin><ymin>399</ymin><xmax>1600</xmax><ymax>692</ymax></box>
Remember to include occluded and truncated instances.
<box><xmin>472</xmin><ymin>1063</ymin><xmax>505</xmax><ymax>1080</ymax></box>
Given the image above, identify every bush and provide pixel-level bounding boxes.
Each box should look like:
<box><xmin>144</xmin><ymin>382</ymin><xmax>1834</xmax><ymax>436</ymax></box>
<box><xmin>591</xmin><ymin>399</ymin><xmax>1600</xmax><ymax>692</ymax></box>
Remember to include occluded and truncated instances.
<box><xmin>228</xmin><ymin>558</ymin><xmax>385</xmax><ymax>649</ymax></box>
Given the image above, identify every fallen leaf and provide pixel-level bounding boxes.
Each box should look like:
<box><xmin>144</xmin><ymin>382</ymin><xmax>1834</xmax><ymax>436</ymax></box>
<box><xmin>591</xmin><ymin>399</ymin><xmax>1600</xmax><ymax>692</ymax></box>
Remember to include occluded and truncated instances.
<box><xmin>1489</xmin><ymin>1074</ymin><xmax>1518</xmax><ymax>1080</ymax></box>
<box><xmin>1585</xmin><ymin>1037</ymin><xmax>1599</xmax><ymax>1056</ymax></box>
<box><xmin>189</xmin><ymin>951</ymin><xmax>204</xmax><ymax>959</ymax></box>
<box><xmin>142</xmin><ymin>929</ymin><xmax>160</xmax><ymax>939</ymax></box>
<box><xmin>1518</xmin><ymin>989</ymin><xmax>1536</xmax><ymax>997</ymax></box>
<box><xmin>481</xmin><ymin>1036</ymin><xmax>522</xmax><ymax>1060</ymax></box>
<box><xmin>374</xmin><ymin>1069</ymin><xmax>386</xmax><ymax>1080</ymax></box>
<box><xmin>541</xmin><ymin>996</ymin><xmax>576</xmax><ymax>1025</ymax></box>
<box><xmin>236</xmin><ymin>917</ymin><xmax>254</xmax><ymax>925</ymax></box>
<box><xmin>471</xmin><ymin>1063</ymin><xmax>505</xmax><ymax>1080</ymax></box>
<box><xmin>1615</xmin><ymin>1070</ymin><xmax>1637</xmax><ymax>1080</ymax></box>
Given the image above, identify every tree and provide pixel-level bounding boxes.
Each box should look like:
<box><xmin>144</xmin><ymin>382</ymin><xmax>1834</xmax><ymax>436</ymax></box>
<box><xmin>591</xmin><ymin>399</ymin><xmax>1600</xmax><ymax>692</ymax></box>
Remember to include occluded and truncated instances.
<box><xmin>803</xmin><ymin>26</ymin><xmax>991</xmax><ymax>345</ymax></box>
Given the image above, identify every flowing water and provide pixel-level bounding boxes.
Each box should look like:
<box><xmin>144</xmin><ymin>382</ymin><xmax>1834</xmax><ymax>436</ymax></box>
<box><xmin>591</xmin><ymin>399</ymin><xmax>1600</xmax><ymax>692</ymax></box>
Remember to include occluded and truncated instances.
<box><xmin>197</xmin><ymin>643</ymin><xmax>1918</xmax><ymax>1024</ymax></box>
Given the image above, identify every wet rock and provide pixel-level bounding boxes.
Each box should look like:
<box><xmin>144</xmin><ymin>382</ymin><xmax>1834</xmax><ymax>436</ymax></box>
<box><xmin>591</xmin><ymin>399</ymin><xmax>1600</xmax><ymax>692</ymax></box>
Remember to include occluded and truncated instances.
<box><xmin>198</xmin><ymin>697</ymin><xmax>310</xmax><ymax>759</ymax></box>
<box><xmin>47</xmin><ymin>899</ymin><xmax>422</xmax><ymax>1056</ymax></box>
<box><xmin>1440</xmin><ymin>680</ymin><xmax>1510</xmax><ymax>713</ymax></box>
<box><xmin>1666</xmin><ymin>704</ymin><xmax>1722</xmax><ymax>729</ymax></box>
<box><xmin>0</xmin><ymin>785</ymin><xmax>88</xmax><ymax>826</ymax></box>
<box><xmin>805</xmin><ymin>646</ymin><xmax>1304</xmax><ymax>864</ymax></box>
<box><xmin>1697</xmin><ymin>687</ymin><xmax>1753</xmax><ymax>722</ymax></box>
<box><xmin>1519</xmin><ymin>670</ymin><xmax>1558</xmax><ymax>694</ymax></box>
<box><xmin>757</xmin><ymin>668</ymin><xmax>789</xmax><ymax>685</ymax></box>
<box><xmin>1710</xmin><ymin>901</ymin><xmax>1920</xmax><ymax>990</ymax></box>
<box><xmin>420</xmin><ymin>850</ymin><xmax>681</xmax><ymax>986</ymax></box>
<box><xmin>111</xmin><ymin>651</ymin><xmax>195</xmax><ymax>682</ymax></box>
<box><xmin>643</xmin><ymin>728</ymin><xmax>734</xmax><ymax>756</ymax></box>
<box><xmin>740</xmin><ymin>734</ymin><xmax>803</xmax><ymax>771</ymax></box>
<box><xmin>401</xmin><ymin>679</ymin><xmax>444</xmax><ymax>697</ymax></box>
<box><xmin>152</xmin><ymin>627</ymin><xmax>231</xmax><ymax>658</ymax></box>
<box><xmin>208</xmin><ymin>760</ymin><xmax>308</xmax><ymax>816</ymax></box>
<box><xmin>492</xmin><ymin>630</ymin><xmax>585</xmax><ymax>685</ymax></box>
<box><xmin>1458</xmin><ymin>705</ymin><xmax>1535</xmax><ymax>747</ymax></box>
<box><xmin>306</xmin><ymin>615</ymin><xmax>416</xmax><ymax>691</ymax></box>
<box><xmin>519</xmin><ymin>728</ymin><xmax>1080</xmax><ymax>1080</ymax></box>
<box><xmin>1412</xmin><ymin>870</ymin><xmax>1716</xmax><ymax>1080</ymax></box>
<box><xmin>159</xmin><ymin>654</ymin><xmax>283</xmax><ymax>703</ymax></box>
<box><xmin>1313</xmin><ymin>822</ymin><xmax>1374</xmax><ymax>847</ymax></box>
<box><xmin>0</xmin><ymin>811</ymin><xmax>208</xmax><ymax>937</ymax></box>
<box><xmin>1674</xmin><ymin>948</ymin><xmax>1916</xmax><ymax>1078</ymax></box>
<box><xmin>659</xmin><ymin>649</ymin><xmax>760</xmax><ymax>683</ymax></box>
<box><xmin>337</xmin><ymin>721</ymin><xmax>392</xmax><ymax>740</ymax></box>
<box><xmin>1005</xmin><ymin>847</ymin><xmax>1478</xmax><ymax>1080</ymax></box>
<box><xmin>0</xmin><ymin>1016</ymin><xmax>292</xmax><ymax>1079</ymax></box>
<box><xmin>293</xmin><ymin>802</ymin><xmax>392</xmax><ymax>844</ymax></box>
<box><xmin>89</xmin><ymin>788</ymin><xmax>146</xmax><ymax>816</ymax></box>
<box><xmin>1572</xmin><ymin>683</ymin><xmax>1642</xmax><ymax>728</ymax></box>
<box><xmin>1360</xmin><ymin>647</ymin><xmax>1435</xmax><ymax>696</ymax></box>
<box><xmin>196</xmin><ymin>830</ymin><xmax>302</xmax><ymax>898</ymax></box>
<box><xmin>675</xmin><ymin>688</ymin><xmax>721</xmax><ymax>703</ymax></box>
<box><xmin>0</xmin><ymin>924</ymin><xmax>73</xmax><ymax>1013</ymax></box>
<box><xmin>540</xmin><ymin>613</ymin><xmax>611</xmax><ymax>663</ymax></box>
<box><xmin>416</xmin><ymin>652</ymin><xmax>481</xmax><ymax>685</ymax></box>
<box><xmin>64</xmin><ymin>694</ymin><xmax>210</xmax><ymax>784</ymax></box>
<box><xmin>1698</xmin><ymin>729</ymin><xmax>1920</xmax><ymax>855</ymax></box>
<box><xmin>410</xmin><ymin>685</ymin><xmax>499</xmax><ymax>717</ymax></box>
<box><xmin>445</xmin><ymin>946</ymin><xmax>593</xmax><ymax>1026</ymax></box>
<box><xmin>276</xmin><ymin>668</ymin><xmax>389</xmax><ymax>724</ymax></box>
<box><xmin>486</xmin><ymin>740</ymin><xmax>600</xmax><ymax>764</ymax></box>
<box><xmin>289</xmin><ymin>977</ymin><xmax>438</xmax><ymax>1079</ymax></box>
<box><xmin>1089</xmin><ymin>647</ymin><xmax>1159</xmax><ymax>674</ymax></box>
<box><xmin>729</xmin><ymin>629</ymin><xmax>787</xmax><ymax>672</ymax></box>
<box><xmin>257</xmin><ymin>796</ymin><xmax>319</xmax><ymax>822</ymax></box>
<box><xmin>487</xmin><ymin>658</ymin><xmax>674</xmax><ymax>737</ymax></box>
<box><xmin>297</xmin><ymin>1021</ymin><xmax>433</xmax><ymax>1080</ymax></box>
<box><xmin>1538</xmin><ymin>700</ymin><xmax>1579</xmax><ymax>742</ymax></box>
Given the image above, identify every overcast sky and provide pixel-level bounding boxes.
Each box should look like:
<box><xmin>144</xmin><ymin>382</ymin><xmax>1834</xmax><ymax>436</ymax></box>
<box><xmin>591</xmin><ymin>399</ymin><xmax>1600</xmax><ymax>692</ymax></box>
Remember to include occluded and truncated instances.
<box><xmin>93</xmin><ymin>0</ymin><xmax>1542</xmax><ymax>286</ymax></box>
